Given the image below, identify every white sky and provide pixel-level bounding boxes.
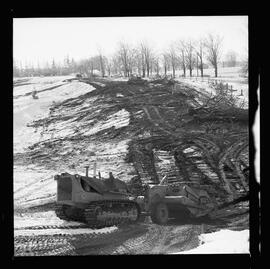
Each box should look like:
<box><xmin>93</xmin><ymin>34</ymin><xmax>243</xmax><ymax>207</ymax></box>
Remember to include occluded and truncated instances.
<box><xmin>13</xmin><ymin>16</ymin><xmax>248</xmax><ymax>67</ymax></box>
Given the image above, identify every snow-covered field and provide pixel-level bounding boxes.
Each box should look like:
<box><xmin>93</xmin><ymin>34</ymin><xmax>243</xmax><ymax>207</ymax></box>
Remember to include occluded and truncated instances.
<box><xmin>174</xmin><ymin>229</ymin><xmax>249</xmax><ymax>254</ymax></box>
<box><xmin>14</xmin><ymin>77</ymin><xmax>95</xmax><ymax>153</ymax></box>
<box><xmin>13</xmin><ymin>76</ymin><xmax>96</xmax><ymax>210</ymax></box>
<box><xmin>175</xmin><ymin>67</ymin><xmax>248</xmax><ymax>108</ymax></box>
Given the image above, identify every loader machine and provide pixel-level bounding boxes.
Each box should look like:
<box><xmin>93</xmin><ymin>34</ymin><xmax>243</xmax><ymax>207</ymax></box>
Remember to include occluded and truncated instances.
<box><xmin>135</xmin><ymin>176</ymin><xmax>216</xmax><ymax>224</ymax></box>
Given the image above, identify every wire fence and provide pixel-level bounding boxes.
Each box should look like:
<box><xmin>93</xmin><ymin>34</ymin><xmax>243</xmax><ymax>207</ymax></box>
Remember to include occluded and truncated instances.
<box><xmin>178</xmin><ymin>76</ymin><xmax>246</xmax><ymax>97</ymax></box>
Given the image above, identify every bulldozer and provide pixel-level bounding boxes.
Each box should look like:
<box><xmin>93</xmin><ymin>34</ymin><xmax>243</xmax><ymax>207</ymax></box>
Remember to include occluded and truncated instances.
<box><xmin>54</xmin><ymin>165</ymin><xmax>141</xmax><ymax>228</ymax></box>
<box><xmin>54</xmin><ymin>165</ymin><xmax>216</xmax><ymax>228</ymax></box>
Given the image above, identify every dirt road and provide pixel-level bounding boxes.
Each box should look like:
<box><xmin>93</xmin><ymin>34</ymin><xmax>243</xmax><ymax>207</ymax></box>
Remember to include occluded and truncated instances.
<box><xmin>14</xmin><ymin>217</ymin><xmax>202</xmax><ymax>256</ymax></box>
<box><xmin>14</xmin><ymin>200</ymin><xmax>248</xmax><ymax>256</ymax></box>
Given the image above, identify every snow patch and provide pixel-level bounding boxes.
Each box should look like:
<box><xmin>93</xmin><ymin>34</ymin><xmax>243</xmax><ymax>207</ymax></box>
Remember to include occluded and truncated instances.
<box><xmin>174</xmin><ymin>229</ymin><xmax>249</xmax><ymax>254</ymax></box>
<box><xmin>84</xmin><ymin>109</ymin><xmax>130</xmax><ymax>136</ymax></box>
<box><xmin>13</xmin><ymin>80</ymin><xmax>95</xmax><ymax>153</ymax></box>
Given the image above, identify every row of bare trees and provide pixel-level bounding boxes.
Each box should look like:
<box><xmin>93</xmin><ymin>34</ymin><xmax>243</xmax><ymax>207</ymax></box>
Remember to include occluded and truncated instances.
<box><xmin>14</xmin><ymin>34</ymin><xmax>244</xmax><ymax>78</ymax></box>
<box><xmin>103</xmin><ymin>34</ymin><xmax>224</xmax><ymax>78</ymax></box>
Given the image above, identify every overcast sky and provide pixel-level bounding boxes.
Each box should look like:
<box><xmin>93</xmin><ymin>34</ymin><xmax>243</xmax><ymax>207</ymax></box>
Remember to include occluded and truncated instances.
<box><xmin>13</xmin><ymin>16</ymin><xmax>248</xmax><ymax>67</ymax></box>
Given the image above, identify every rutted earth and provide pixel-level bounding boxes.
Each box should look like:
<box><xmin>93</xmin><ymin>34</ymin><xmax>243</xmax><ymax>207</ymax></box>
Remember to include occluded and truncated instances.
<box><xmin>14</xmin><ymin>202</ymin><xmax>249</xmax><ymax>255</ymax></box>
<box><xmin>13</xmin><ymin>76</ymin><xmax>249</xmax><ymax>256</ymax></box>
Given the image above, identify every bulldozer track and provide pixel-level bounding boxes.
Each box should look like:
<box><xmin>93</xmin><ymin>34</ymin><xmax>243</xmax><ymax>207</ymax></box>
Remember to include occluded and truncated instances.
<box><xmin>14</xmin><ymin>228</ymin><xmax>119</xmax><ymax>256</ymax></box>
<box><xmin>14</xmin><ymin>224</ymin><xmax>200</xmax><ymax>256</ymax></box>
<box><xmin>14</xmin><ymin>224</ymin><xmax>89</xmax><ymax>230</ymax></box>
<box><xmin>14</xmin><ymin>235</ymin><xmax>77</xmax><ymax>256</ymax></box>
<box><xmin>83</xmin><ymin>199</ymin><xmax>140</xmax><ymax>228</ymax></box>
<box><xmin>55</xmin><ymin>200</ymin><xmax>140</xmax><ymax>229</ymax></box>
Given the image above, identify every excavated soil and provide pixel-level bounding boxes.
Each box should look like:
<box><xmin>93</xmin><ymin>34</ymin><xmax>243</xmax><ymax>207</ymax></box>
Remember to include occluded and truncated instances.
<box><xmin>13</xmin><ymin>76</ymin><xmax>249</xmax><ymax>256</ymax></box>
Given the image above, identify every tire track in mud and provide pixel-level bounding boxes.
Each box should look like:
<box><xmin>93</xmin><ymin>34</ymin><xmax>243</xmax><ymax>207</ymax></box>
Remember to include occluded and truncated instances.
<box><xmin>14</xmin><ymin>194</ymin><xmax>243</xmax><ymax>255</ymax></box>
<box><xmin>14</xmin><ymin>227</ymin><xmax>119</xmax><ymax>256</ymax></box>
<box><xmin>142</xmin><ymin>106</ymin><xmax>174</xmax><ymax>136</ymax></box>
<box><xmin>15</xmin><ymin>235</ymin><xmax>76</xmax><ymax>256</ymax></box>
<box><xmin>110</xmin><ymin>224</ymin><xmax>201</xmax><ymax>254</ymax></box>
<box><xmin>73</xmin><ymin>222</ymin><xmax>201</xmax><ymax>255</ymax></box>
<box><xmin>14</xmin><ymin>224</ymin><xmax>89</xmax><ymax>230</ymax></box>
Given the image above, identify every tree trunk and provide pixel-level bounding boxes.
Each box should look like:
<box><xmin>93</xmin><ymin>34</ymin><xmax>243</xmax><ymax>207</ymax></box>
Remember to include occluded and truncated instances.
<box><xmin>190</xmin><ymin>67</ymin><xmax>192</xmax><ymax>77</ymax></box>
<box><xmin>215</xmin><ymin>65</ymin><xmax>218</xmax><ymax>77</ymax></box>
<box><xmin>196</xmin><ymin>56</ymin><xmax>199</xmax><ymax>77</ymax></box>
<box><xmin>200</xmin><ymin>58</ymin><xmax>203</xmax><ymax>77</ymax></box>
<box><xmin>147</xmin><ymin>64</ymin><xmax>150</xmax><ymax>77</ymax></box>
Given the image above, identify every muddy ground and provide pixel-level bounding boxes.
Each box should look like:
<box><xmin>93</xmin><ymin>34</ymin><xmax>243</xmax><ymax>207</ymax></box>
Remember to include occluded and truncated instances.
<box><xmin>13</xmin><ymin>76</ymin><xmax>249</xmax><ymax>256</ymax></box>
<box><xmin>14</xmin><ymin>201</ymin><xmax>249</xmax><ymax>256</ymax></box>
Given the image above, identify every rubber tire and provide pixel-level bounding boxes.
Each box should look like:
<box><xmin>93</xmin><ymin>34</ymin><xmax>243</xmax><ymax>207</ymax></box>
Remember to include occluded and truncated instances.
<box><xmin>150</xmin><ymin>202</ymin><xmax>169</xmax><ymax>225</ymax></box>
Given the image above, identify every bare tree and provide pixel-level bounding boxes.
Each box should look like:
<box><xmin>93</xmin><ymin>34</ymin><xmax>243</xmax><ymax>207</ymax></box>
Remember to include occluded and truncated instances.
<box><xmin>153</xmin><ymin>55</ymin><xmax>160</xmax><ymax>76</ymax></box>
<box><xmin>89</xmin><ymin>57</ymin><xmax>95</xmax><ymax>76</ymax></box>
<box><xmin>240</xmin><ymin>21</ymin><xmax>248</xmax><ymax>77</ymax></box>
<box><xmin>194</xmin><ymin>39</ymin><xmax>205</xmax><ymax>77</ymax></box>
<box><xmin>133</xmin><ymin>48</ymin><xmax>142</xmax><ymax>76</ymax></box>
<box><xmin>178</xmin><ymin>40</ymin><xmax>186</xmax><ymax>77</ymax></box>
<box><xmin>105</xmin><ymin>56</ymin><xmax>113</xmax><ymax>77</ymax></box>
<box><xmin>13</xmin><ymin>59</ymin><xmax>20</xmax><ymax>77</ymax></box>
<box><xmin>162</xmin><ymin>53</ymin><xmax>170</xmax><ymax>76</ymax></box>
<box><xmin>141</xmin><ymin>49</ymin><xmax>146</xmax><ymax>77</ymax></box>
<box><xmin>184</xmin><ymin>40</ymin><xmax>196</xmax><ymax>77</ymax></box>
<box><xmin>51</xmin><ymin>59</ymin><xmax>57</xmax><ymax>76</ymax></box>
<box><xmin>117</xmin><ymin>42</ymin><xmax>132</xmax><ymax>77</ymax></box>
<box><xmin>205</xmin><ymin>34</ymin><xmax>223</xmax><ymax>77</ymax></box>
<box><xmin>225</xmin><ymin>50</ymin><xmax>238</xmax><ymax>67</ymax></box>
<box><xmin>140</xmin><ymin>41</ymin><xmax>153</xmax><ymax>77</ymax></box>
<box><xmin>168</xmin><ymin>44</ymin><xmax>178</xmax><ymax>78</ymax></box>
<box><xmin>128</xmin><ymin>48</ymin><xmax>139</xmax><ymax>76</ymax></box>
<box><xmin>98</xmin><ymin>52</ymin><xmax>106</xmax><ymax>77</ymax></box>
<box><xmin>111</xmin><ymin>55</ymin><xmax>121</xmax><ymax>76</ymax></box>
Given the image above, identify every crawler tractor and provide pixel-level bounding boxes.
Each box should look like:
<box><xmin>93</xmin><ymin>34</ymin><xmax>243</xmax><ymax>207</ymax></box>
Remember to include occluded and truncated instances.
<box><xmin>54</xmin><ymin>166</ymin><xmax>141</xmax><ymax>228</ymax></box>
<box><xmin>54</xmin><ymin>166</ymin><xmax>216</xmax><ymax>228</ymax></box>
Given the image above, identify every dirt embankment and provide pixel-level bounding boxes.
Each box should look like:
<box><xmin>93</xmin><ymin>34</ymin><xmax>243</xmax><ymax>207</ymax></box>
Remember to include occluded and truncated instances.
<box><xmin>13</xmin><ymin>76</ymin><xmax>249</xmax><ymax>256</ymax></box>
<box><xmin>14</xmin><ymin>78</ymin><xmax>215</xmax><ymax>182</ymax></box>
<box><xmin>15</xmin><ymin>77</ymin><xmax>248</xmax><ymax>205</ymax></box>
